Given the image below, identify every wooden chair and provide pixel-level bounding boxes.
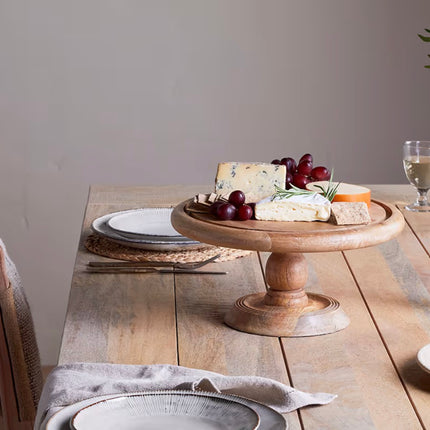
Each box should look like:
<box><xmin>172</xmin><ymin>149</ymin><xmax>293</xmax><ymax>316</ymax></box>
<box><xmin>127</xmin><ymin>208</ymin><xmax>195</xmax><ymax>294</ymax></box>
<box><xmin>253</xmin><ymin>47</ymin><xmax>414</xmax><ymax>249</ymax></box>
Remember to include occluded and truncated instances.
<box><xmin>0</xmin><ymin>240</ymin><xmax>43</xmax><ymax>429</ymax></box>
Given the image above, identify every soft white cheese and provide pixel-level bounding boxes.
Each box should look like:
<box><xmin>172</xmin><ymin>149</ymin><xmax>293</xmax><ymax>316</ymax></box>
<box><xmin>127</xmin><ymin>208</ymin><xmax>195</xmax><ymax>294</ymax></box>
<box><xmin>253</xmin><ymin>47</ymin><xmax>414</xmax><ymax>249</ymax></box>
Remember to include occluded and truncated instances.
<box><xmin>255</xmin><ymin>193</ymin><xmax>331</xmax><ymax>222</ymax></box>
<box><xmin>215</xmin><ymin>162</ymin><xmax>286</xmax><ymax>203</ymax></box>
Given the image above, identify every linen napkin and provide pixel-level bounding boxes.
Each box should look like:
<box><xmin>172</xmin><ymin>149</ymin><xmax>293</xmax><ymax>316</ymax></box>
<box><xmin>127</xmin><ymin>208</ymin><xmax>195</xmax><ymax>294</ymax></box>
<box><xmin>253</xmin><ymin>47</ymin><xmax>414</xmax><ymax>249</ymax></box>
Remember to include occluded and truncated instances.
<box><xmin>35</xmin><ymin>363</ymin><xmax>336</xmax><ymax>429</ymax></box>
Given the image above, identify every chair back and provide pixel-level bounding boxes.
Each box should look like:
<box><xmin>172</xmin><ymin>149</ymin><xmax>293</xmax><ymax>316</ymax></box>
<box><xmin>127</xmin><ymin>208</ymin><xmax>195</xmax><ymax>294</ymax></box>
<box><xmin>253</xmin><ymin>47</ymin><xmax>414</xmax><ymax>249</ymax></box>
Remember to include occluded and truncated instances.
<box><xmin>0</xmin><ymin>240</ymin><xmax>43</xmax><ymax>429</ymax></box>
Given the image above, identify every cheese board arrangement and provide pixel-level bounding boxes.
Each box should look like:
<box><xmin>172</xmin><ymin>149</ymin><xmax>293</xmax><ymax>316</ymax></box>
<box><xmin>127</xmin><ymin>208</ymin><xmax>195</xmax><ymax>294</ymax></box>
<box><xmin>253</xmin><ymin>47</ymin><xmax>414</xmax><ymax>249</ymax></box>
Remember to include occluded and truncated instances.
<box><xmin>171</xmin><ymin>155</ymin><xmax>405</xmax><ymax>337</ymax></box>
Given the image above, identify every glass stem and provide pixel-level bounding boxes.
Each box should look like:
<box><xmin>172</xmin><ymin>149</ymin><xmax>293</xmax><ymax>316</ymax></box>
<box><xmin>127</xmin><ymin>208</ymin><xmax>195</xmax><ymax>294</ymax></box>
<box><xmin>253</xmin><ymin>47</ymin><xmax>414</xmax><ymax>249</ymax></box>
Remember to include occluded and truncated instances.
<box><xmin>416</xmin><ymin>189</ymin><xmax>429</xmax><ymax>206</ymax></box>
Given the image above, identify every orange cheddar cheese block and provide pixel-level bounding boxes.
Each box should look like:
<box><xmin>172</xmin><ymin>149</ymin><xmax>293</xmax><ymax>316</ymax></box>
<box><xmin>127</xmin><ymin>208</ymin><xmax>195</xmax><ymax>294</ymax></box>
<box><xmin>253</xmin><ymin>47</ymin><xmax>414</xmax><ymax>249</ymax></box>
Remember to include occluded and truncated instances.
<box><xmin>306</xmin><ymin>182</ymin><xmax>371</xmax><ymax>208</ymax></box>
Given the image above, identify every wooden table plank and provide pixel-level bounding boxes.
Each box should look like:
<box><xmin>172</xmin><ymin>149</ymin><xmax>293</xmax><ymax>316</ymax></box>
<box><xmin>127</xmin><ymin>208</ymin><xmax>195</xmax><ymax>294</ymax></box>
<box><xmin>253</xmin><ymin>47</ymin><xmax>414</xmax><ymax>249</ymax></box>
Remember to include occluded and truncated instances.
<box><xmin>175</xmin><ymin>252</ymin><xmax>301</xmax><ymax>430</ymax></box>
<box><xmin>365</xmin><ymin>184</ymin><xmax>414</xmax><ymax>206</ymax></box>
<box><xmin>400</xmin><ymin>209</ymin><xmax>430</xmax><ymax>257</ymax></box>
<box><xmin>344</xmin><ymin>229</ymin><xmax>430</xmax><ymax>427</ymax></box>
<box><xmin>58</xmin><ymin>185</ymin><xmax>207</xmax><ymax>364</ymax></box>
<box><xmin>58</xmin><ymin>184</ymin><xmax>429</xmax><ymax>430</ymax></box>
<box><xmin>88</xmin><ymin>184</ymin><xmax>211</xmax><ymax>205</ymax></box>
<box><xmin>262</xmin><ymin>251</ymin><xmax>422</xmax><ymax>430</ymax></box>
<box><xmin>354</xmin><ymin>185</ymin><xmax>430</xmax><ymax>427</ymax></box>
<box><xmin>370</xmin><ymin>185</ymin><xmax>429</xmax><ymax>254</ymax></box>
<box><xmin>59</xmin><ymin>202</ymin><xmax>178</xmax><ymax>365</ymax></box>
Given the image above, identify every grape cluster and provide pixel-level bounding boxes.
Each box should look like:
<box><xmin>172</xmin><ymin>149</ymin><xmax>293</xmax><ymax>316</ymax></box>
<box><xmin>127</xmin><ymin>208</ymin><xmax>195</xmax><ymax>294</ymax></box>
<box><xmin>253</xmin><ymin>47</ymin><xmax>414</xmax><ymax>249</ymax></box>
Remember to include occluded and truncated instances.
<box><xmin>210</xmin><ymin>190</ymin><xmax>254</xmax><ymax>221</ymax></box>
<box><xmin>271</xmin><ymin>153</ymin><xmax>330</xmax><ymax>189</ymax></box>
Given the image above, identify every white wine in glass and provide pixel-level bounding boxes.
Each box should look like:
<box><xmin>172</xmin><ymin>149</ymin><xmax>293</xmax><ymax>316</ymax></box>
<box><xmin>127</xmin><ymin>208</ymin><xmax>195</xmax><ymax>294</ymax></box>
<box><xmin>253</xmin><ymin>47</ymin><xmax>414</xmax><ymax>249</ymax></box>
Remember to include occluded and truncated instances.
<box><xmin>403</xmin><ymin>141</ymin><xmax>430</xmax><ymax>212</ymax></box>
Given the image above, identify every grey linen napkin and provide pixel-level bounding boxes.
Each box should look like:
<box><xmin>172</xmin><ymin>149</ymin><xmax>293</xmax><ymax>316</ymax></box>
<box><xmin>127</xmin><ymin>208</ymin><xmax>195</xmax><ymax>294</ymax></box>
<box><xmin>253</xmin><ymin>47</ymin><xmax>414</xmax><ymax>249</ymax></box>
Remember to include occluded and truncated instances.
<box><xmin>35</xmin><ymin>363</ymin><xmax>336</xmax><ymax>429</ymax></box>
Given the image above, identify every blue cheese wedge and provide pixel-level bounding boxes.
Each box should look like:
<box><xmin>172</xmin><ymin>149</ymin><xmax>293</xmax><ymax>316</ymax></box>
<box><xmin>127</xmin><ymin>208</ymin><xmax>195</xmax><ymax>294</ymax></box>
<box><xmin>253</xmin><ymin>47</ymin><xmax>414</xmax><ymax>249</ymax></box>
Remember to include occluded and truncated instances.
<box><xmin>215</xmin><ymin>162</ymin><xmax>286</xmax><ymax>203</ymax></box>
<box><xmin>255</xmin><ymin>193</ymin><xmax>331</xmax><ymax>222</ymax></box>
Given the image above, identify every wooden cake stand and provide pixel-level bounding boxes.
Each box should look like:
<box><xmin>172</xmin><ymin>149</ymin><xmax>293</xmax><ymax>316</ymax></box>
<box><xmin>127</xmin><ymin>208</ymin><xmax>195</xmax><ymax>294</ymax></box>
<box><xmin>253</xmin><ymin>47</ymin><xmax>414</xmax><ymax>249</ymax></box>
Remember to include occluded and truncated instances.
<box><xmin>171</xmin><ymin>200</ymin><xmax>405</xmax><ymax>337</ymax></box>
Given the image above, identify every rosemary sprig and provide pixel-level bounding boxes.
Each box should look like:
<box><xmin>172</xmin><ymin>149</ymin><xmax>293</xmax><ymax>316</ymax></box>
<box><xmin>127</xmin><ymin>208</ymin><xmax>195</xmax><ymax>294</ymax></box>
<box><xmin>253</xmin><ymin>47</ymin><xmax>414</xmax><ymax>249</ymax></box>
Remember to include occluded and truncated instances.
<box><xmin>312</xmin><ymin>171</ymin><xmax>341</xmax><ymax>202</ymax></box>
<box><xmin>271</xmin><ymin>184</ymin><xmax>316</xmax><ymax>200</ymax></box>
<box><xmin>271</xmin><ymin>170</ymin><xmax>341</xmax><ymax>202</ymax></box>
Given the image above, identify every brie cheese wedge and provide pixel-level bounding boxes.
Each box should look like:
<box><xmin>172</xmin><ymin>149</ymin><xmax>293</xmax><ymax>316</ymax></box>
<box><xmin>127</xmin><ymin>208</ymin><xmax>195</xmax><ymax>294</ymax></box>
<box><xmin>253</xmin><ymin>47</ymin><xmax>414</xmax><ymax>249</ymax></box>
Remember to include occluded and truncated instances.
<box><xmin>255</xmin><ymin>193</ymin><xmax>331</xmax><ymax>222</ymax></box>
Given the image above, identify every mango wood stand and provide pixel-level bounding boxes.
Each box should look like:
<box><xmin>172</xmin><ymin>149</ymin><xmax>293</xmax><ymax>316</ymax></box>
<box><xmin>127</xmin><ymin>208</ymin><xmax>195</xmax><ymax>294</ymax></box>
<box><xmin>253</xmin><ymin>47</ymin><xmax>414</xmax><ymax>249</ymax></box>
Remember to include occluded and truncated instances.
<box><xmin>171</xmin><ymin>200</ymin><xmax>405</xmax><ymax>337</ymax></box>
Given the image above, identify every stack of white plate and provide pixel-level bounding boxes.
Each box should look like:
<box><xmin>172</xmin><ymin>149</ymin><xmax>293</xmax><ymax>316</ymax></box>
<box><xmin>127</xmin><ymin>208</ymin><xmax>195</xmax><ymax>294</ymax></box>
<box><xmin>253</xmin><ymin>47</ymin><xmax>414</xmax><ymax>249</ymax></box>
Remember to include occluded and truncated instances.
<box><xmin>44</xmin><ymin>390</ymin><xmax>287</xmax><ymax>430</ymax></box>
<box><xmin>91</xmin><ymin>208</ymin><xmax>205</xmax><ymax>251</ymax></box>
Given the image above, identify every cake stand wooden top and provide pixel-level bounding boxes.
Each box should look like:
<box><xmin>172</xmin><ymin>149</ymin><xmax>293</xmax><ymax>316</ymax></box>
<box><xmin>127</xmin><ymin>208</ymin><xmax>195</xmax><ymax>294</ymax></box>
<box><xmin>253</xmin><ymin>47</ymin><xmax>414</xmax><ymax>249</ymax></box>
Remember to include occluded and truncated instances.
<box><xmin>171</xmin><ymin>199</ymin><xmax>405</xmax><ymax>253</ymax></box>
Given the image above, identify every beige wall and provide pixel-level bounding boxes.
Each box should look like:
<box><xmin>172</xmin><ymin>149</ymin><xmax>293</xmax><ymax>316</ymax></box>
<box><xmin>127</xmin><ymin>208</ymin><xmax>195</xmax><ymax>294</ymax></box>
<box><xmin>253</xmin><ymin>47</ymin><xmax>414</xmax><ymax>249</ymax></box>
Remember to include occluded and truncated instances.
<box><xmin>1</xmin><ymin>0</ymin><xmax>430</xmax><ymax>364</ymax></box>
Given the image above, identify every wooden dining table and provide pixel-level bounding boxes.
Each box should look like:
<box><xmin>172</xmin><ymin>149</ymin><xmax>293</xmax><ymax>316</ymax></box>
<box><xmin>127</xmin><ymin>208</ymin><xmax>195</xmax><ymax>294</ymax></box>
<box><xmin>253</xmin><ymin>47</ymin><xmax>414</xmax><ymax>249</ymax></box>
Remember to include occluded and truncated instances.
<box><xmin>58</xmin><ymin>184</ymin><xmax>430</xmax><ymax>430</ymax></box>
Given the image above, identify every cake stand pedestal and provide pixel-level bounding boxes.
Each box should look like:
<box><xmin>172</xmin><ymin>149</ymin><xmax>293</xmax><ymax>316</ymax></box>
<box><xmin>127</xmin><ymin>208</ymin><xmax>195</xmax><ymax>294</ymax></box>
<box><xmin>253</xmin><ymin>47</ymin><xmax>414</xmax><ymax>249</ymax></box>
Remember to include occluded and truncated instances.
<box><xmin>171</xmin><ymin>199</ymin><xmax>404</xmax><ymax>337</ymax></box>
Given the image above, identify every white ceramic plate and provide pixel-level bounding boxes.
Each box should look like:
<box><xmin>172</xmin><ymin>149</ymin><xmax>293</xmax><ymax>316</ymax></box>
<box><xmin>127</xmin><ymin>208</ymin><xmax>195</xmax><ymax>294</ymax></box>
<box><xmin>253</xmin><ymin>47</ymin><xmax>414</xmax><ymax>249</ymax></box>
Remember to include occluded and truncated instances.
<box><xmin>91</xmin><ymin>210</ymin><xmax>206</xmax><ymax>251</ymax></box>
<box><xmin>108</xmin><ymin>208</ymin><xmax>182</xmax><ymax>238</ymax></box>
<box><xmin>70</xmin><ymin>391</ymin><xmax>259</xmax><ymax>430</ymax></box>
<box><xmin>44</xmin><ymin>391</ymin><xmax>287</xmax><ymax>430</ymax></box>
<box><xmin>417</xmin><ymin>343</ymin><xmax>430</xmax><ymax>373</ymax></box>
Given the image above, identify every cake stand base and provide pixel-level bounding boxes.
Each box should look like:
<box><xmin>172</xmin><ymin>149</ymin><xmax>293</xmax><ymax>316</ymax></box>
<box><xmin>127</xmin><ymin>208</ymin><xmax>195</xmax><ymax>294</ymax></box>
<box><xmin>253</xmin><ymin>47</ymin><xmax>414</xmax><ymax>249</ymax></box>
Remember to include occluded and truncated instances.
<box><xmin>224</xmin><ymin>292</ymin><xmax>350</xmax><ymax>337</ymax></box>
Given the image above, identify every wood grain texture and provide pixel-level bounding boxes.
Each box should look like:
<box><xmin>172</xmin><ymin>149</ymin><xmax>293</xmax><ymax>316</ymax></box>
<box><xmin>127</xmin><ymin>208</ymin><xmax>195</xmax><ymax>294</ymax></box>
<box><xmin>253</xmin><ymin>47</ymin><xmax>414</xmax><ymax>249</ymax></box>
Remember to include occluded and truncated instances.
<box><xmin>58</xmin><ymin>186</ymin><xmax>207</xmax><ymax>365</ymax></box>
<box><xmin>366</xmin><ymin>184</ymin><xmax>415</xmax><ymax>205</ymax></box>
<box><xmin>172</xmin><ymin>199</ymin><xmax>405</xmax><ymax>253</ymax></box>
<box><xmin>401</xmin><ymin>209</ymin><xmax>430</xmax><ymax>257</ymax></box>
<box><xmin>354</xmin><ymin>186</ymin><xmax>430</xmax><ymax>428</ymax></box>
<box><xmin>172</xmin><ymin>197</ymin><xmax>404</xmax><ymax>338</ymax></box>
<box><xmin>275</xmin><ymin>251</ymin><xmax>423</xmax><ymax>430</ymax></box>
<box><xmin>344</xmin><ymin>235</ymin><xmax>430</xmax><ymax>427</ymax></box>
<box><xmin>175</xmin><ymin>252</ymin><xmax>301</xmax><ymax>430</ymax></box>
<box><xmin>58</xmin><ymin>184</ymin><xmax>429</xmax><ymax>430</ymax></box>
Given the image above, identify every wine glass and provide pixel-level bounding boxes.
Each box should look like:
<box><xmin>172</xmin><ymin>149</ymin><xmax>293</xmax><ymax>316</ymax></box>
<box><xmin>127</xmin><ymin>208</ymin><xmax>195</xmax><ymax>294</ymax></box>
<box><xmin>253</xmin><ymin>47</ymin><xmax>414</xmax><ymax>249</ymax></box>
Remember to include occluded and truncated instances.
<box><xmin>403</xmin><ymin>141</ymin><xmax>430</xmax><ymax>212</ymax></box>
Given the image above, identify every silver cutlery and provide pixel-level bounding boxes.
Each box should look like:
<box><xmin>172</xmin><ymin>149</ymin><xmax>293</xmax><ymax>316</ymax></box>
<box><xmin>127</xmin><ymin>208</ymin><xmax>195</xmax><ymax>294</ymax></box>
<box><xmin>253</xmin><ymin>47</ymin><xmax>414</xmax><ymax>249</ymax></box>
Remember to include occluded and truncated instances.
<box><xmin>87</xmin><ymin>253</ymin><xmax>221</xmax><ymax>270</ymax></box>
<box><xmin>86</xmin><ymin>267</ymin><xmax>227</xmax><ymax>275</ymax></box>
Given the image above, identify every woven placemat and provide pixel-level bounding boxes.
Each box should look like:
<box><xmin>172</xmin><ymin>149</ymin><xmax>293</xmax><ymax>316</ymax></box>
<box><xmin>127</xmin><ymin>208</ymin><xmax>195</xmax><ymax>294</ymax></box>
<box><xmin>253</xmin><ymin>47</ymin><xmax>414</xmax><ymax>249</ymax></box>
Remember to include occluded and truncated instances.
<box><xmin>85</xmin><ymin>234</ymin><xmax>252</xmax><ymax>263</ymax></box>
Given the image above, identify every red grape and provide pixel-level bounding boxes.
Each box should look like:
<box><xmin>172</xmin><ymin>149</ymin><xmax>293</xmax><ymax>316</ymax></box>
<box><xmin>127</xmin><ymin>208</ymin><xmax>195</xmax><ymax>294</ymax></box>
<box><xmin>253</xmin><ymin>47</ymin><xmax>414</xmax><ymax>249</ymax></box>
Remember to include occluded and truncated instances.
<box><xmin>228</xmin><ymin>190</ymin><xmax>246</xmax><ymax>207</ymax></box>
<box><xmin>209</xmin><ymin>201</ymin><xmax>224</xmax><ymax>216</ymax></box>
<box><xmin>237</xmin><ymin>204</ymin><xmax>253</xmax><ymax>221</ymax></box>
<box><xmin>216</xmin><ymin>203</ymin><xmax>237</xmax><ymax>220</ymax></box>
<box><xmin>271</xmin><ymin>159</ymin><xmax>281</xmax><ymax>165</ymax></box>
<box><xmin>248</xmin><ymin>202</ymin><xmax>256</xmax><ymax>219</ymax></box>
<box><xmin>281</xmin><ymin>157</ymin><xmax>297</xmax><ymax>173</ymax></box>
<box><xmin>311</xmin><ymin>166</ymin><xmax>330</xmax><ymax>181</ymax></box>
<box><xmin>292</xmin><ymin>173</ymin><xmax>311</xmax><ymax>189</ymax></box>
<box><xmin>297</xmin><ymin>160</ymin><xmax>313</xmax><ymax>176</ymax></box>
<box><xmin>285</xmin><ymin>172</ymin><xmax>293</xmax><ymax>189</ymax></box>
<box><xmin>299</xmin><ymin>153</ymin><xmax>313</xmax><ymax>164</ymax></box>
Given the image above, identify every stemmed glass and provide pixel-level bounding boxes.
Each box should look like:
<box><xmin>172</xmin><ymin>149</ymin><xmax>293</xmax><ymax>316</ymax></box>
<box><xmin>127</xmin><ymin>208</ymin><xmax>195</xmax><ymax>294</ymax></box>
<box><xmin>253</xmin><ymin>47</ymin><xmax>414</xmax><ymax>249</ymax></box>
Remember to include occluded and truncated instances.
<box><xmin>403</xmin><ymin>141</ymin><xmax>430</xmax><ymax>212</ymax></box>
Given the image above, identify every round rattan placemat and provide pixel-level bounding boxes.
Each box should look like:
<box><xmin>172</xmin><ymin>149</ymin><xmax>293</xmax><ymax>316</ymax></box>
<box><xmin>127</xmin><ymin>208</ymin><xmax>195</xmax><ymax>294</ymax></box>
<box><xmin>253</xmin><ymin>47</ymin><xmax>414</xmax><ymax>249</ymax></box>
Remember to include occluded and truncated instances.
<box><xmin>85</xmin><ymin>234</ymin><xmax>252</xmax><ymax>263</ymax></box>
